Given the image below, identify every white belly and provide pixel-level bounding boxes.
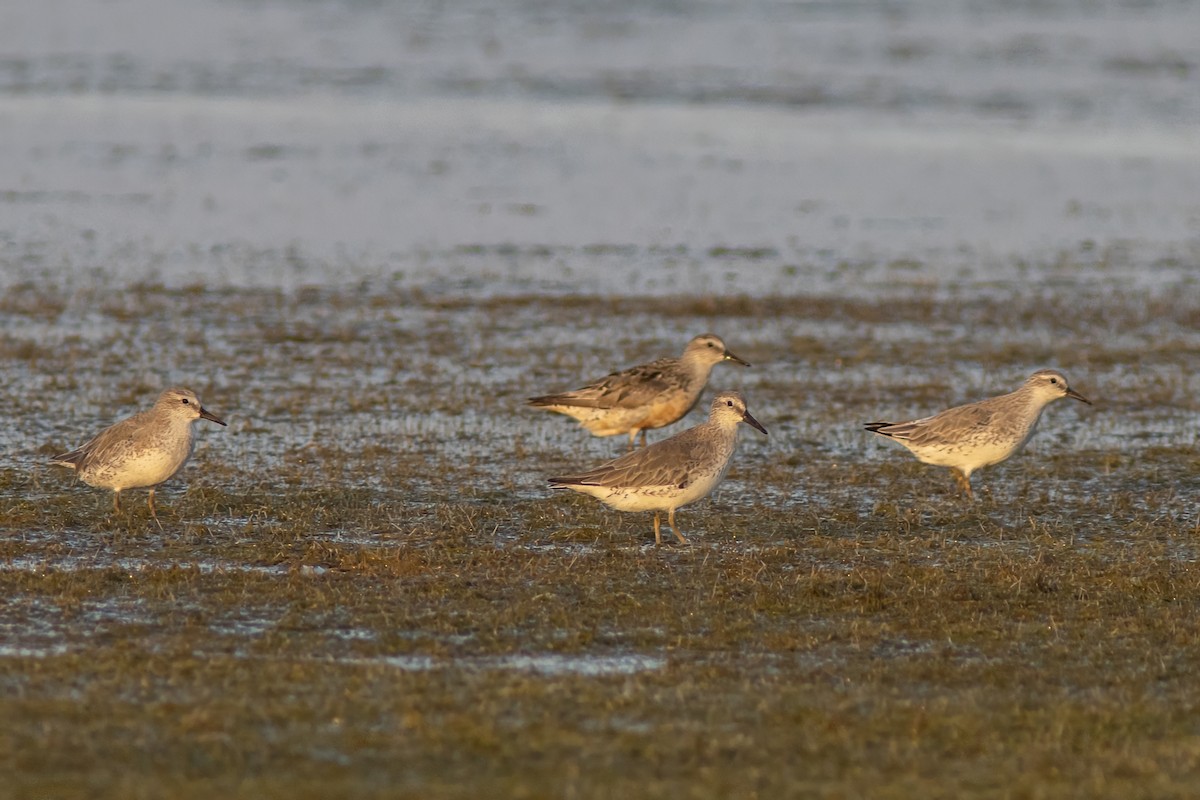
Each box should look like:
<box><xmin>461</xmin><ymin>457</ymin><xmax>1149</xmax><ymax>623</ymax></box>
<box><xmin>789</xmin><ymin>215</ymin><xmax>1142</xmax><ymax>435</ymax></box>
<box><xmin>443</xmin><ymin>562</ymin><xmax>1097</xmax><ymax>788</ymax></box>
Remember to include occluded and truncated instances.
<box><xmin>578</xmin><ymin>465</ymin><xmax>728</xmax><ymax>514</ymax></box>
<box><xmin>910</xmin><ymin>425</ymin><xmax>1036</xmax><ymax>474</ymax></box>
<box><xmin>80</xmin><ymin>443</ymin><xmax>193</xmax><ymax>491</ymax></box>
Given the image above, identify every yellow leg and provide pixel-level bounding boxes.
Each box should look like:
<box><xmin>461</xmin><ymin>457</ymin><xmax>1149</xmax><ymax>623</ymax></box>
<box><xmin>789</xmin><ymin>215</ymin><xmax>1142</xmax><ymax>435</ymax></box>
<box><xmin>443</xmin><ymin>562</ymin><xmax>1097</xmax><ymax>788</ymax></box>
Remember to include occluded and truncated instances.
<box><xmin>653</xmin><ymin>511</ymin><xmax>662</xmax><ymax>545</ymax></box>
<box><xmin>952</xmin><ymin>469</ymin><xmax>975</xmax><ymax>501</ymax></box>
<box><xmin>638</xmin><ymin>430</ymin><xmax>648</xmax><ymax>449</ymax></box>
<box><xmin>113</xmin><ymin>491</ymin><xmax>122</xmax><ymax>514</ymax></box>
<box><xmin>667</xmin><ymin>508</ymin><xmax>687</xmax><ymax>545</ymax></box>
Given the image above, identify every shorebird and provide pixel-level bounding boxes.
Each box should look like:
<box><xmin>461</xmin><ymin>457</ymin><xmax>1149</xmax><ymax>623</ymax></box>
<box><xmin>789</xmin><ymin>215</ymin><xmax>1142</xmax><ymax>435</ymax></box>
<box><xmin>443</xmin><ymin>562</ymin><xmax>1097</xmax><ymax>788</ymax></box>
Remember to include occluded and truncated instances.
<box><xmin>549</xmin><ymin>391</ymin><xmax>767</xmax><ymax>544</ymax></box>
<box><xmin>864</xmin><ymin>369</ymin><xmax>1091</xmax><ymax>499</ymax></box>
<box><xmin>528</xmin><ymin>334</ymin><xmax>750</xmax><ymax>448</ymax></box>
<box><xmin>51</xmin><ymin>387</ymin><xmax>227</xmax><ymax>518</ymax></box>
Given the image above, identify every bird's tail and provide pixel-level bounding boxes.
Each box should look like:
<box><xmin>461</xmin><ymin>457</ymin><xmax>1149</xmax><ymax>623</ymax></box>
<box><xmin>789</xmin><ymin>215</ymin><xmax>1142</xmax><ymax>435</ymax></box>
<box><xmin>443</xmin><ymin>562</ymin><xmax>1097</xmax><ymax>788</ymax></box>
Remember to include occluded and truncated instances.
<box><xmin>49</xmin><ymin>449</ymin><xmax>85</xmax><ymax>470</ymax></box>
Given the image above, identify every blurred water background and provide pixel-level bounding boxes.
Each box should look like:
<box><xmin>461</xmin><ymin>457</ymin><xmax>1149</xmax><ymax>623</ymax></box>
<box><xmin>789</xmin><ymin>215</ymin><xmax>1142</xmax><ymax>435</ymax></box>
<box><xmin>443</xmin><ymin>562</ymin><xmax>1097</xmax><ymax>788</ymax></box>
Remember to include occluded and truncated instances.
<box><xmin>1</xmin><ymin>0</ymin><xmax>1196</xmax><ymax>296</ymax></box>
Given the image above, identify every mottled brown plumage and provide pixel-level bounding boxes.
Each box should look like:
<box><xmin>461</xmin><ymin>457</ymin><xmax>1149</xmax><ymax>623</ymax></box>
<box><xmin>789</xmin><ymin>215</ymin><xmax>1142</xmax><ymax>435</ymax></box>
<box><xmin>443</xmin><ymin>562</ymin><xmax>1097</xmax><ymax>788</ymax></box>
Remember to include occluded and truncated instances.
<box><xmin>529</xmin><ymin>334</ymin><xmax>749</xmax><ymax>447</ymax></box>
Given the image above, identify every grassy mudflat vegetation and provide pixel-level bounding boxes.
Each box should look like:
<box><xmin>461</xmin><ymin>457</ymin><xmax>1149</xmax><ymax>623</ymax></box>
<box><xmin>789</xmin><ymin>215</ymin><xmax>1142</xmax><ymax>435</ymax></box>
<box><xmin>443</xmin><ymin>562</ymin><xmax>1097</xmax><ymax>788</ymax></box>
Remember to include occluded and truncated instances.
<box><xmin>2</xmin><ymin>272</ymin><xmax>1199</xmax><ymax>798</ymax></box>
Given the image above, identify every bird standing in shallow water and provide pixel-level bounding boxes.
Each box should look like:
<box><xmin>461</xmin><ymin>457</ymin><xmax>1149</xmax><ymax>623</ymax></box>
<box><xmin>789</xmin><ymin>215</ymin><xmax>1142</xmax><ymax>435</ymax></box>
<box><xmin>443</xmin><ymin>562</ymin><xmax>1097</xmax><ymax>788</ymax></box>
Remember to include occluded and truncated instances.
<box><xmin>51</xmin><ymin>387</ymin><xmax>227</xmax><ymax>518</ymax></box>
<box><xmin>528</xmin><ymin>333</ymin><xmax>750</xmax><ymax>449</ymax></box>
<box><xmin>865</xmin><ymin>369</ymin><xmax>1091</xmax><ymax>500</ymax></box>
<box><xmin>549</xmin><ymin>391</ymin><xmax>767</xmax><ymax>544</ymax></box>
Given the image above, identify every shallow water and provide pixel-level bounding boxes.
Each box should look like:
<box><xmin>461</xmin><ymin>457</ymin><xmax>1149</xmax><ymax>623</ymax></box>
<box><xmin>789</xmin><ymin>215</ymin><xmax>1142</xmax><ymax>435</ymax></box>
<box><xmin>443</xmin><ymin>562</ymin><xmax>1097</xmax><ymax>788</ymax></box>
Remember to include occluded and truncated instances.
<box><xmin>1</xmin><ymin>0</ymin><xmax>1197</xmax><ymax>294</ymax></box>
<box><xmin>356</xmin><ymin>652</ymin><xmax>667</xmax><ymax>677</ymax></box>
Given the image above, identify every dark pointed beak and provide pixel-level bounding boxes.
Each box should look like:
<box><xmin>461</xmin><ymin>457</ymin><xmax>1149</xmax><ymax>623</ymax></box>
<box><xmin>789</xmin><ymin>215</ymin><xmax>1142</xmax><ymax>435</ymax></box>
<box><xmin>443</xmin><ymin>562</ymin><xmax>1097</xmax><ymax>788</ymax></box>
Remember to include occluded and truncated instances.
<box><xmin>742</xmin><ymin>409</ymin><xmax>768</xmax><ymax>436</ymax></box>
<box><xmin>200</xmin><ymin>407</ymin><xmax>227</xmax><ymax>426</ymax></box>
<box><xmin>1066</xmin><ymin>388</ymin><xmax>1091</xmax><ymax>405</ymax></box>
<box><xmin>724</xmin><ymin>350</ymin><xmax>751</xmax><ymax>367</ymax></box>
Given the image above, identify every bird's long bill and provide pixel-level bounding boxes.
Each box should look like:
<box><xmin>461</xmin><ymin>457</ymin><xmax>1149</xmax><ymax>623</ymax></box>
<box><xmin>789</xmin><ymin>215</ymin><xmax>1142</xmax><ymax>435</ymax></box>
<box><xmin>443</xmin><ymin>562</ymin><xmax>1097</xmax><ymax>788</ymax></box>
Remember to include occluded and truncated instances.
<box><xmin>200</xmin><ymin>407</ymin><xmax>228</xmax><ymax>426</ymax></box>
<box><xmin>1066</xmin><ymin>388</ymin><xmax>1092</xmax><ymax>405</ymax></box>
<box><xmin>724</xmin><ymin>350</ymin><xmax>751</xmax><ymax>367</ymax></box>
<box><xmin>742</xmin><ymin>410</ymin><xmax>768</xmax><ymax>435</ymax></box>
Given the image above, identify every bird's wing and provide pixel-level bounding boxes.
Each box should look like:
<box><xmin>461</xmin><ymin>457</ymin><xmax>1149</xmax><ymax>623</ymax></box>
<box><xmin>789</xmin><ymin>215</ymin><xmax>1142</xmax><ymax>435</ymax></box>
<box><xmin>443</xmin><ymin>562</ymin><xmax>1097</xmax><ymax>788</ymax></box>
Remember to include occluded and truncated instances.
<box><xmin>893</xmin><ymin>403</ymin><xmax>997</xmax><ymax>448</ymax></box>
<box><xmin>52</xmin><ymin>412</ymin><xmax>148</xmax><ymax>470</ymax></box>
<box><xmin>551</xmin><ymin>429</ymin><xmax>711</xmax><ymax>489</ymax></box>
<box><xmin>531</xmin><ymin>358</ymin><xmax>678</xmax><ymax>410</ymax></box>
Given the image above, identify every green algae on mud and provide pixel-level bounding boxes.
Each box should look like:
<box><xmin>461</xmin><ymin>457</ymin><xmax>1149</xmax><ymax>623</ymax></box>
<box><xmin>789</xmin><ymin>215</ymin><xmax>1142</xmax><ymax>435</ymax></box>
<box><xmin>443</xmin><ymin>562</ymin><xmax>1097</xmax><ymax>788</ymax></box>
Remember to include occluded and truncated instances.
<box><xmin>2</xmin><ymin>282</ymin><xmax>1200</xmax><ymax>798</ymax></box>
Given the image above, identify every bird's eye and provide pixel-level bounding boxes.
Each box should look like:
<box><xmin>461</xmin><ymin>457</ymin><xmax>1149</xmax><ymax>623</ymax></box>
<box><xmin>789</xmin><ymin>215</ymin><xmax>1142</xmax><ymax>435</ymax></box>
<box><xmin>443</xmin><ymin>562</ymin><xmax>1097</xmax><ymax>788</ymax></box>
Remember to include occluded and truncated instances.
<box><xmin>182</xmin><ymin>398</ymin><xmax>190</xmax><ymax>404</ymax></box>
<box><xmin>707</xmin><ymin>342</ymin><xmax>715</xmax><ymax>348</ymax></box>
<box><xmin>726</xmin><ymin>400</ymin><xmax>734</xmax><ymax>407</ymax></box>
<box><xmin>1049</xmin><ymin>378</ymin><xmax>1057</xmax><ymax>384</ymax></box>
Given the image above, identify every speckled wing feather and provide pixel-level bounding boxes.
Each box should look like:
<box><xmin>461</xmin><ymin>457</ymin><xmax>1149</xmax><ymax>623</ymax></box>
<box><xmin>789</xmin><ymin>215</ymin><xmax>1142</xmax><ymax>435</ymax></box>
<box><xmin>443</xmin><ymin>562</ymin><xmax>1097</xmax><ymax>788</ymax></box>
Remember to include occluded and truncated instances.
<box><xmin>872</xmin><ymin>402</ymin><xmax>997</xmax><ymax>448</ymax></box>
<box><xmin>530</xmin><ymin>358</ymin><xmax>679</xmax><ymax>410</ymax></box>
<box><xmin>551</xmin><ymin>428</ymin><xmax>715</xmax><ymax>489</ymax></box>
<box><xmin>51</xmin><ymin>411</ymin><xmax>149</xmax><ymax>471</ymax></box>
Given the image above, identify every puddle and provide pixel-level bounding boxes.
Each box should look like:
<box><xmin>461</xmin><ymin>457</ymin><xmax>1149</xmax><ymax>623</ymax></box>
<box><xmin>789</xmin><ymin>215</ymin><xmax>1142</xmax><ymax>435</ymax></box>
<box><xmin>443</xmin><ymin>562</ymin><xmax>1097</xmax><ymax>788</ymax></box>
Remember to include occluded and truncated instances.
<box><xmin>490</xmin><ymin>653</ymin><xmax>666</xmax><ymax>676</ymax></box>
<box><xmin>208</xmin><ymin>617</ymin><xmax>278</xmax><ymax>638</ymax></box>
<box><xmin>353</xmin><ymin>652</ymin><xmax>667</xmax><ymax>677</ymax></box>
<box><xmin>0</xmin><ymin>644</ymin><xmax>70</xmax><ymax>658</ymax></box>
<box><xmin>0</xmin><ymin>554</ymin><xmax>299</xmax><ymax>577</ymax></box>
